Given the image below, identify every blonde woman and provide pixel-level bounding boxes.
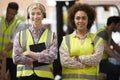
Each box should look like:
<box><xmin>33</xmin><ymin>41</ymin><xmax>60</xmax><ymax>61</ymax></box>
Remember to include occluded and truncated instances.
<box><xmin>13</xmin><ymin>3</ymin><xmax>57</xmax><ymax>80</ymax></box>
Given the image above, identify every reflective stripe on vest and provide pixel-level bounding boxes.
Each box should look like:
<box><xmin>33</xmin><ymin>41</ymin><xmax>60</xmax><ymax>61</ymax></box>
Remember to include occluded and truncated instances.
<box><xmin>0</xmin><ymin>16</ymin><xmax>4</xmax><ymax>33</ymax></box>
<box><xmin>0</xmin><ymin>16</ymin><xmax>21</xmax><ymax>58</ymax></box>
<box><xmin>62</xmin><ymin>74</ymin><xmax>99</xmax><ymax>80</ymax></box>
<box><xmin>17</xmin><ymin>64</ymin><xmax>53</xmax><ymax>77</ymax></box>
<box><xmin>96</xmin><ymin>26</ymin><xmax>111</xmax><ymax>59</ymax></box>
<box><xmin>63</xmin><ymin>33</ymin><xmax>102</xmax><ymax>80</ymax></box>
<box><xmin>18</xmin><ymin>28</ymin><xmax>54</xmax><ymax>79</ymax></box>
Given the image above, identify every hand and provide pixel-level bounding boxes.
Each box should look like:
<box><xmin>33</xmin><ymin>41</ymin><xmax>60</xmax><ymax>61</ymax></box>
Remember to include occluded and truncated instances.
<box><xmin>42</xmin><ymin>50</ymin><xmax>49</xmax><ymax>53</ymax></box>
<box><xmin>76</xmin><ymin>56</ymin><xmax>81</xmax><ymax>62</ymax></box>
<box><xmin>23</xmin><ymin>51</ymin><xmax>36</xmax><ymax>59</ymax></box>
<box><xmin>23</xmin><ymin>51</ymin><xmax>31</xmax><ymax>56</ymax></box>
<box><xmin>0</xmin><ymin>51</ymin><xmax>7</xmax><ymax>57</ymax></box>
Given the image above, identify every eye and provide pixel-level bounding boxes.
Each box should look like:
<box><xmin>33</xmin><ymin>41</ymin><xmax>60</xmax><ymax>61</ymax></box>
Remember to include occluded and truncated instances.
<box><xmin>82</xmin><ymin>16</ymin><xmax>86</xmax><ymax>20</ymax></box>
<box><xmin>76</xmin><ymin>16</ymin><xmax>80</xmax><ymax>20</ymax></box>
<box><xmin>31</xmin><ymin>12</ymin><xmax>35</xmax><ymax>16</ymax></box>
<box><xmin>37</xmin><ymin>12</ymin><xmax>42</xmax><ymax>16</ymax></box>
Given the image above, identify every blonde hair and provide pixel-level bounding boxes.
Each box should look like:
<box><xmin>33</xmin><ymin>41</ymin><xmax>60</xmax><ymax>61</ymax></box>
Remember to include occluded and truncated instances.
<box><xmin>27</xmin><ymin>3</ymin><xmax>46</xmax><ymax>18</ymax></box>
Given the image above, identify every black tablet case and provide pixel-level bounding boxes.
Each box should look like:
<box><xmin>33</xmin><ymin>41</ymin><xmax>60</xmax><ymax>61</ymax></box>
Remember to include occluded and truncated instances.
<box><xmin>30</xmin><ymin>43</ymin><xmax>49</xmax><ymax>67</ymax></box>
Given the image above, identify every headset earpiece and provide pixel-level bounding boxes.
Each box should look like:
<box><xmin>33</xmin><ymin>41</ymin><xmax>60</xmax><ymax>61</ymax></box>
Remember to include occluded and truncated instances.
<box><xmin>27</xmin><ymin>13</ymin><xmax>30</xmax><ymax>19</ymax></box>
<box><xmin>27</xmin><ymin>6</ymin><xmax>30</xmax><ymax>19</ymax></box>
<box><xmin>43</xmin><ymin>12</ymin><xmax>46</xmax><ymax>18</ymax></box>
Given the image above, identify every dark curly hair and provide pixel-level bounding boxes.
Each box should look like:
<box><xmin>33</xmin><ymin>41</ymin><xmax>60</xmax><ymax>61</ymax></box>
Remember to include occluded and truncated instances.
<box><xmin>67</xmin><ymin>3</ymin><xmax>96</xmax><ymax>30</ymax></box>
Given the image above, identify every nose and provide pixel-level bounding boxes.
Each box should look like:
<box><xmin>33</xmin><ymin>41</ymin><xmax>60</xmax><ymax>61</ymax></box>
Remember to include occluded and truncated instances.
<box><xmin>79</xmin><ymin>18</ymin><xmax>83</xmax><ymax>22</ymax></box>
<box><xmin>34</xmin><ymin>14</ymin><xmax>38</xmax><ymax>18</ymax></box>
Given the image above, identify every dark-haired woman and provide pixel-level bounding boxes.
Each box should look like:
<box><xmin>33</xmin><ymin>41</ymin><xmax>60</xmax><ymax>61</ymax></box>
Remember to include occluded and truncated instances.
<box><xmin>59</xmin><ymin>3</ymin><xmax>104</xmax><ymax>80</ymax></box>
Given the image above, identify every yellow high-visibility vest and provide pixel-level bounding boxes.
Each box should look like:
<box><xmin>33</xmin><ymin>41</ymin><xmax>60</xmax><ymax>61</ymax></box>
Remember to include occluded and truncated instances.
<box><xmin>0</xmin><ymin>16</ymin><xmax>21</xmax><ymax>58</ymax></box>
<box><xmin>62</xmin><ymin>33</ymin><xmax>103</xmax><ymax>80</ymax></box>
<box><xmin>96</xmin><ymin>26</ymin><xmax>111</xmax><ymax>59</ymax></box>
<box><xmin>17</xmin><ymin>29</ymin><xmax>54</xmax><ymax>79</ymax></box>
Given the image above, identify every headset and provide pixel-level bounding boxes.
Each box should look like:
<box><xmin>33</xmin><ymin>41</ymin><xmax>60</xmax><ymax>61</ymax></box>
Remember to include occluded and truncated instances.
<box><xmin>27</xmin><ymin>3</ymin><xmax>46</xmax><ymax>19</ymax></box>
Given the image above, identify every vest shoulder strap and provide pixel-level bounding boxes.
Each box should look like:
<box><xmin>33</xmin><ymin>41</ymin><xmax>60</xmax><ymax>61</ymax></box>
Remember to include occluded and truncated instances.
<box><xmin>46</xmin><ymin>29</ymin><xmax>53</xmax><ymax>49</ymax></box>
<box><xmin>0</xmin><ymin>16</ymin><xmax>4</xmax><ymax>32</ymax></box>
<box><xmin>93</xmin><ymin>35</ymin><xmax>100</xmax><ymax>46</ymax></box>
<box><xmin>0</xmin><ymin>16</ymin><xmax>4</xmax><ymax>24</ymax></box>
<box><xmin>65</xmin><ymin>35</ymin><xmax>70</xmax><ymax>53</ymax></box>
<box><xmin>21</xmin><ymin>29</ymin><xmax>27</xmax><ymax>51</ymax></box>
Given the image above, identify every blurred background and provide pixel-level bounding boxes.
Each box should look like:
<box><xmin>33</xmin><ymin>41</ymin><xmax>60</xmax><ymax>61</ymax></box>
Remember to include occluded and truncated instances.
<box><xmin>0</xmin><ymin>0</ymin><xmax>120</xmax><ymax>78</ymax></box>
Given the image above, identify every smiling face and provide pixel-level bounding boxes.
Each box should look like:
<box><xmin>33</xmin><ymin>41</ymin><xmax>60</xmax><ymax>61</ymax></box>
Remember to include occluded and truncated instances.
<box><xmin>74</xmin><ymin>10</ymin><xmax>88</xmax><ymax>32</ymax></box>
<box><xmin>29</xmin><ymin>7</ymin><xmax>43</xmax><ymax>27</ymax></box>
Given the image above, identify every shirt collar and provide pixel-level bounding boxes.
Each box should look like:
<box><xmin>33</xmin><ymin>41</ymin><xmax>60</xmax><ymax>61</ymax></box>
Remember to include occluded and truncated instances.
<box><xmin>29</xmin><ymin>25</ymin><xmax>46</xmax><ymax>33</ymax></box>
<box><xmin>72</xmin><ymin>30</ymin><xmax>90</xmax><ymax>39</ymax></box>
